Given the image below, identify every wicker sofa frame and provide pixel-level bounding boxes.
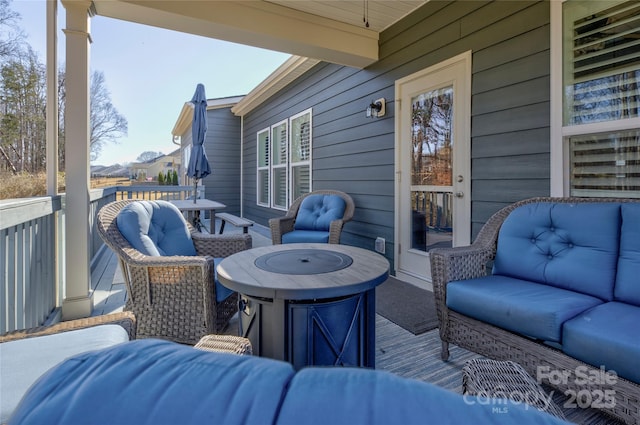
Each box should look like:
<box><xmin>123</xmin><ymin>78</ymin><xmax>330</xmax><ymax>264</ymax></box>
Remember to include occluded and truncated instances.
<box><xmin>269</xmin><ymin>189</ymin><xmax>355</xmax><ymax>244</ymax></box>
<box><xmin>430</xmin><ymin>197</ymin><xmax>640</xmax><ymax>425</ymax></box>
<box><xmin>97</xmin><ymin>200</ymin><xmax>252</xmax><ymax>345</ymax></box>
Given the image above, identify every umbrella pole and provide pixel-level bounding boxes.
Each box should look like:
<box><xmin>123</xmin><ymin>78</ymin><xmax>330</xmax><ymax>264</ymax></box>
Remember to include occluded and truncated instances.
<box><xmin>193</xmin><ymin>179</ymin><xmax>198</xmax><ymax>203</ymax></box>
<box><xmin>193</xmin><ymin>179</ymin><xmax>201</xmax><ymax>231</ymax></box>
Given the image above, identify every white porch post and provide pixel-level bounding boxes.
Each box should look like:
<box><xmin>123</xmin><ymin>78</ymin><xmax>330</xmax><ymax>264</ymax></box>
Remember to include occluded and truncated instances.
<box><xmin>61</xmin><ymin>0</ymin><xmax>93</xmax><ymax>319</ymax></box>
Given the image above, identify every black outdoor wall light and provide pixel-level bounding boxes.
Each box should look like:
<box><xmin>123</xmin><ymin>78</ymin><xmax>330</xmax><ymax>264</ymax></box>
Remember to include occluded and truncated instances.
<box><xmin>366</xmin><ymin>98</ymin><xmax>386</xmax><ymax>118</ymax></box>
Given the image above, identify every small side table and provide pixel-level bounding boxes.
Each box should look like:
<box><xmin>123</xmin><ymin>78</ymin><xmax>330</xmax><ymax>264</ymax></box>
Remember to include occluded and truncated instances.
<box><xmin>462</xmin><ymin>358</ymin><xmax>566</xmax><ymax>420</ymax></box>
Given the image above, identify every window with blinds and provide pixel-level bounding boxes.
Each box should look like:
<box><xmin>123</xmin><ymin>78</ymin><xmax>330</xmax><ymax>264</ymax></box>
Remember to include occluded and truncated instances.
<box><xmin>570</xmin><ymin>129</ymin><xmax>640</xmax><ymax>198</ymax></box>
<box><xmin>255</xmin><ymin>109</ymin><xmax>313</xmax><ymax>209</ymax></box>
<box><xmin>271</xmin><ymin>121</ymin><xmax>288</xmax><ymax>210</ymax></box>
<box><xmin>290</xmin><ymin>109</ymin><xmax>312</xmax><ymax>204</ymax></box>
<box><xmin>257</xmin><ymin>129</ymin><xmax>270</xmax><ymax>206</ymax></box>
<box><xmin>564</xmin><ymin>1</ymin><xmax>640</xmax><ymax>125</ymax></box>
<box><xmin>563</xmin><ymin>0</ymin><xmax>640</xmax><ymax>198</ymax></box>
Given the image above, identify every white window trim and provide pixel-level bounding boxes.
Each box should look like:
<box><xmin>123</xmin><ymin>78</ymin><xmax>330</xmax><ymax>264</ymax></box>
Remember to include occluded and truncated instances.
<box><xmin>271</xmin><ymin>119</ymin><xmax>289</xmax><ymax>211</ymax></box>
<box><xmin>256</xmin><ymin>127</ymin><xmax>270</xmax><ymax>207</ymax></box>
<box><xmin>288</xmin><ymin>108</ymin><xmax>313</xmax><ymax>206</ymax></box>
<box><xmin>550</xmin><ymin>0</ymin><xmax>640</xmax><ymax>197</ymax></box>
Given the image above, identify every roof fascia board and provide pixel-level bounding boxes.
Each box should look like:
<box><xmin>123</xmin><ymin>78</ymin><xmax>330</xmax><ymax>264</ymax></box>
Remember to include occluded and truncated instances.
<box><xmin>231</xmin><ymin>56</ymin><xmax>319</xmax><ymax>116</ymax></box>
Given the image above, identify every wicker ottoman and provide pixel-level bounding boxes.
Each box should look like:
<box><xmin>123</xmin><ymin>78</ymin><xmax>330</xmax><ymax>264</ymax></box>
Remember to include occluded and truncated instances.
<box><xmin>194</xmin><ymin>334</ymin><xmax>253</xmax><ymax>355</ymax></box>
<box><xmin>462</xmin><ymin>358</ymin><xmax>566</xmax><ymax>420</ymax></box>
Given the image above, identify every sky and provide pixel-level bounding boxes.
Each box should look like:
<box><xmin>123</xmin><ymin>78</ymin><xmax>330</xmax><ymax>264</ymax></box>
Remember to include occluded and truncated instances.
<box><xmin>12</xmin><ymin>0</ymin><xmax>291</xmax><ymax>166</ymax></box>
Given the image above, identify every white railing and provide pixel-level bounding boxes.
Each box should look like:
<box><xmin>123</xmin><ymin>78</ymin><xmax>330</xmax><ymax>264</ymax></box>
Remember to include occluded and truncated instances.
<box><xmin>0</xmin><ymin>185</ymin><xmax>199</xmax><ymax>333</ymax></box>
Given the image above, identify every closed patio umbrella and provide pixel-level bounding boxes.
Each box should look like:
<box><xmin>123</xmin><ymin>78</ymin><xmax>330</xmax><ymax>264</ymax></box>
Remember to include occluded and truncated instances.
<box><xmin>187</xmin><ymin>83</ymin><xmax>211</xmax><ymax>202</ymax></box>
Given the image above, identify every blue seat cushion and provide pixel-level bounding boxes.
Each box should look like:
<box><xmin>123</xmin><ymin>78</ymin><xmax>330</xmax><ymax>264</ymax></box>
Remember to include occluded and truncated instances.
<box><xmin>282</xmin><ymin>230</ymin><xmax>330</xmax><ymax>244</ymax></box>
<box><xmin>446</xmin><ymin>275</ymin><xmax>603</xmax><ymax>343</ymax></box>
<box><xmin>213</xmin><ymin>258</ymin><xmax>234</xmax><ymax>302</ymax></box>
<box><xmin>116</xmin><ymin>200</ymin><xmax>196</xmax><ymax>256</ymax></box>
<box><xmin>615</xmin><ymin>204</ymin><xmax>640</xmax><ymax>306</ymax></box>
<box><xmin>294</xmin><ymin>194</ymin><xmax>346</xmax><ymax>232</ymax></box>
<box><xmin>277</xmin><ymin>367</ymin><xmax>570</xmax><ymax>425</ymax></box>
<box><xmin>562</xmin><ymin>302</ymin><xmax>640</xmax><ymax>384</ymax></box>
<box><xmin>10</xmin><ymin>339</ymin><xmax>295</xmax><ymax>425</ymax></box>
<box><xmin>493</xmin><ymin>202</ymin><xmax>620</xmax><ymax>301</ymax></box>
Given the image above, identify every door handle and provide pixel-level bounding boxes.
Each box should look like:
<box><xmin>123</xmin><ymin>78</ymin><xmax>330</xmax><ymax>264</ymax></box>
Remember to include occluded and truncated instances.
<box><xmin>455</xmin><ymin>192</ymin><xmax>464</xmax><ymax>198</ymax></box>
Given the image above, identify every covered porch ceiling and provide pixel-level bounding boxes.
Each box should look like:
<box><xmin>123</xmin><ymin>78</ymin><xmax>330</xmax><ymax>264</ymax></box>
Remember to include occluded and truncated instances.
<box><xmin>90</xmin><ymin>0</ymin><xmax>429</xmax><ymax>68</ymax></box>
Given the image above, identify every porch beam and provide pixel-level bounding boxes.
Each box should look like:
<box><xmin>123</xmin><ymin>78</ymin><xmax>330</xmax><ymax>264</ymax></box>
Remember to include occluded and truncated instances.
<box><xmin>91</xmin><ymin>0</ymin><xmax>379</xmax><ymax>68</ymax></box>
<box><xmin>61</xmin><ymin>0</ymin><xmax>93</xmax><ymax>319</ymax></box>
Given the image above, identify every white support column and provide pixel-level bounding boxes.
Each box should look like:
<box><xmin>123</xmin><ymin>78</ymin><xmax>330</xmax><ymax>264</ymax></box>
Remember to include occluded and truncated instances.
<box><xmin>61</xmin><ymin>0</ymin><xmax>93</xmax><ymax>319</ymax></box>
<box><xmin>46</xmin><ymin>0</ymin><xmax>58</xmax><ymax>196</ymax></box>
<box><xmin>46</xmin><ymin>0</ymin><xmax>61</xmax><ymax>315</ymax></box>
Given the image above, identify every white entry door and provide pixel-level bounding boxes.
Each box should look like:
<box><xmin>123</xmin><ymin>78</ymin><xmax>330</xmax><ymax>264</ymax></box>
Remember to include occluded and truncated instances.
<box><xmin>394</xmin><ymin>52</ymin><xmax>471</xmax><ymax>287</ymax></box>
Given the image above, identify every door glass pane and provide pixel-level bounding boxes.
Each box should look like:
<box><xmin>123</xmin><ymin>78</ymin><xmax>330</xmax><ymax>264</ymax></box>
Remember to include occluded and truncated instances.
<box><xmin>410</xmin><ymin>86</ymin><xmax>453</xmax><ymax>251</ymax></box>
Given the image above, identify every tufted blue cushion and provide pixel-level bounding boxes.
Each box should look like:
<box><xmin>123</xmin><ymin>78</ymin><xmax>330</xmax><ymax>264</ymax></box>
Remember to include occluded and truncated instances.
<box><xmin>282</xmin><ymin>230</ymin><xmax>330</xmax><ymax>244</ymax></box>
<box><xmin>446</xmin><ymin>275</ymin><xmax>603</xmax><ymax>343</ymax></box>
<box><xmin>614</xmin><ymin>204</ymin><xmax>640</xmax><ymax>306</ymax></box>
<box><xmin>116</xmin><ymin>201</ymin><xmax>196</xmax><ymax>257</ymax></box>
<box><xmin>9</xmin><ymin>339</ymin><xmax>295</xmax><ymax>425</ymax></box>
<box><xmin>294</xmin><ymin>194</ymin><xmax>346</xmax><ymax>232</ymax></box>
<box><xmin>562</xmin><ymin>302</ymin><xmax>640</xmax><ymax>384</ymax></box>
<box><xmin>278</xmin><ymin>367</ymin><xmax>570</xmax><ymax>425</ymax></box>
<box><xmin>493</xmin><ymin>203</ymin><xmax>620</xmax><ymax>301</ymax></box>
<box><xmin>116</xmin><ymin>202</ymin><xmax>232</xmax><ymax>302</ymax></box>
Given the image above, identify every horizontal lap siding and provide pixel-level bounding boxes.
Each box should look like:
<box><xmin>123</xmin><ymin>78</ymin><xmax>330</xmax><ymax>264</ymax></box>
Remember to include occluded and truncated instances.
<box><xmin>242</xmin><ymin>0</ymin><xmax>550</xmax><ymax>268</ymax></box>
<box><xmin>202</xmin><ymin>108</ymin><xmax>242</xmax><ymax>214</ymax></box>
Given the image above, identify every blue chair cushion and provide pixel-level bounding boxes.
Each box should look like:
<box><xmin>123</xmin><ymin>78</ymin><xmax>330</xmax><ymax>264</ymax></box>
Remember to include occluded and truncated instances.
<box><xmin>562</xmin><ymin>302</ymin><xmax>640</xmax><ymax>384</ymax></box>
<box><xmin>116</xmin><ymin>200</ymin><xmax>196</xmax><ymax>257</ymax></box>
<box><xmin>9</xmin><ymin>339</ymin><xmax>295</xmax><ymax>425</ymax></box>
<box><xmin>282</xmin><ymin>230</ymin><xmax>330</xmax><ymax>244</ymax></box>
<box><xmin>615</xmin><ymin>203</ymin><xmax>640</xmax><ymax>307</ymax></box>
<box><xmin>214</xmin><ymin>258</ymin><xmax>234</xmax><ymax>302</ymax></box>
<box><xmin>446</xmin><ymin>275</ymin><xmax>603</xmax><ymax>343</ymax></box>
<box><xmin>493</xmin><ymin>202</ymin><xmax>621</xmax><ymax>301</ymax></box>
<box><xmin>294</xmin><ymin>194</ymin><xmax>346</xmax><ymax>232</ymax></box>
<box><xmin>278</xmin><ymin>367</ymin><xmax>570</xmax><ymax>425</ymax></box>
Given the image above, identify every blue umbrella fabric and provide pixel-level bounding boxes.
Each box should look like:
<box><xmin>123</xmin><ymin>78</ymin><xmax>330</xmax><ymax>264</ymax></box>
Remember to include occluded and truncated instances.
<box><xmin>187</xmin><ymin>84</ymin><xmax>211</xmax><ymax>190</ymax></box>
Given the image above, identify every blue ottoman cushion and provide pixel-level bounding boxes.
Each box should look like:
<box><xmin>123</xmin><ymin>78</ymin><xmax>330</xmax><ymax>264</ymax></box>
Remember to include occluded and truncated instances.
<box><xmin>447</xmin><ymin>275</ymin><xmax>603</xmax><ymax>343</ymax></box>
<box><xmin>562</xmin><ymin>302</ymin><xmax>640</xmax><ymax>384</ymax></box>
<box><xmin>277</xmin><ymin>367</ymin><xmax>570</xmax><ymax>425</ymax></box>
<box><xmin>9</xmin><ymin>339</ymin><xmax>295</xmax><ymax>425</ymax></box>
<box><xmin>493</xmin><ymin>203</ymin><xmax>620</xmax><ymax>301</ymax></box>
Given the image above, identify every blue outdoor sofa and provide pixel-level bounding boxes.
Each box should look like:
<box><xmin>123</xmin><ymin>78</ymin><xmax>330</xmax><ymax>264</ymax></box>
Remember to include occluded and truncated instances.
<box><xmin>431</xmin><ymin>197</ymin><xmax>640</xmax><ymax>425</ymax></box>
<box><xmin>8</xmin><ymin>339</ymin><xmax>570</xmax><ymax>425</ymax></box>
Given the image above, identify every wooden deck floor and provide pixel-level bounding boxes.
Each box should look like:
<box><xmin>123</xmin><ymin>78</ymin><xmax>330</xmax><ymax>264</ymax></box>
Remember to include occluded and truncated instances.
<box><xmin>90</xmin><ymin>220</ymin><xmax>619</xmax><ymax>425</ymax></box>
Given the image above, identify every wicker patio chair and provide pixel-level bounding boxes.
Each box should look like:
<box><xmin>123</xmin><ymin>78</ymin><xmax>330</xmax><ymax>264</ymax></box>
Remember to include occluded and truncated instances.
<box><xmin>269</xmin><ymin>190</ymin><xmax>355</xmax><ymax>244</ymax></box>
<box><xmin>97</xmin><ymin>200</ymin><xmax>252</xmax><ymax>344</ymax></box>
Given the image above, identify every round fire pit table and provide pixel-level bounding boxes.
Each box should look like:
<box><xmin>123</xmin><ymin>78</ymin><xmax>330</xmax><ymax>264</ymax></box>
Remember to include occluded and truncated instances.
<box><xmin>217</xmin><ymin>243</ymin><xmax>389</xmax><ymax>369</ymax></box>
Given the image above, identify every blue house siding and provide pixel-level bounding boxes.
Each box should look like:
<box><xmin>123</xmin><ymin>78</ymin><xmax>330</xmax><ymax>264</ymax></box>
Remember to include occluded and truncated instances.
<box><xmin>241</xmin><ymin>0</ymin><xmax>550</xmax><ymax>271</ymax></box>
<box><xmin>201</xmin><ymin>107</ymin><xmax>242</xmax><ymax>215</ymax></box>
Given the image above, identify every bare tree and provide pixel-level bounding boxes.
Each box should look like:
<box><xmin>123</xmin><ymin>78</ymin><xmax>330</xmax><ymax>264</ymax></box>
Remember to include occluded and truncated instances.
<box><xmin>58</xmin><ymin>69</ymin><xmax>128</xmax><ymax>162</ymax></box>
<box><xmin>89</xmin><ymin>71</ymin><xmax>127</xmax><ymax>160</ymax></box>
<box><xmin>0</xmin><ymin>0</ymin><xmax>24</xmax><ymax>60</ymax></box>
